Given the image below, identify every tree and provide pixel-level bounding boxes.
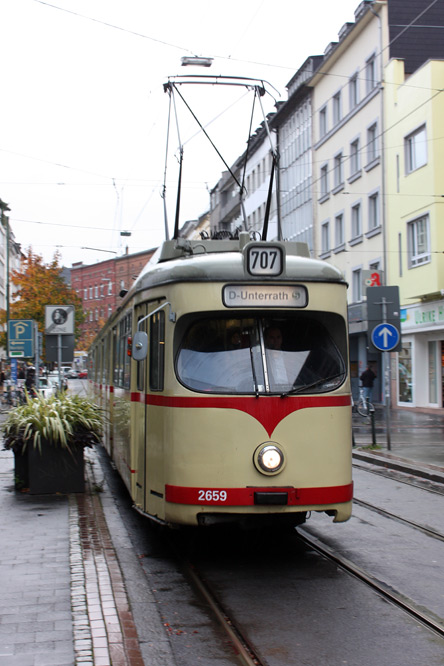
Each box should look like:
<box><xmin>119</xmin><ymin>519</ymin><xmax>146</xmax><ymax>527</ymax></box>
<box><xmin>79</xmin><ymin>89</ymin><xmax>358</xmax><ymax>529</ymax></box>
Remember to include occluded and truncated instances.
<box><xmin>0</xmin><ymin>249</ymin><xmax>85</xmax><ymax>358</ymax></box>
<box><xmin>77</xmin><ymin>316</ymin><xmax>107</xmax><ymax>352</ymax></box>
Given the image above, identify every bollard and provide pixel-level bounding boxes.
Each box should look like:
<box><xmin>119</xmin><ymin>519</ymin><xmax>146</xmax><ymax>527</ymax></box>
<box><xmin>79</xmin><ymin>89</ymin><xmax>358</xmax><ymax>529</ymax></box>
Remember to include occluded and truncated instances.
<box><xmin>369</xmin><ymin>405</ymin><xmax>377</xmax><ymax>446</ymax></box>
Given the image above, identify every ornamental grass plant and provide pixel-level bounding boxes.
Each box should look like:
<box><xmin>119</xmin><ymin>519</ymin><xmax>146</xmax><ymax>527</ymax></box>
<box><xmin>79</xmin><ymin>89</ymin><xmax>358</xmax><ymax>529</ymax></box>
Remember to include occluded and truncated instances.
<box><xmin>3</xmin><ymin>391</ymin><xmax>103</xmax><ymax>455</ymax></box>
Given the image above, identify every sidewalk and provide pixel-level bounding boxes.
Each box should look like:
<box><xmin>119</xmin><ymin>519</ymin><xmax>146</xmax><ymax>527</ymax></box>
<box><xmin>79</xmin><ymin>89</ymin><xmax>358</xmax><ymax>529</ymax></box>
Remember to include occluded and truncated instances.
<box><xmin>0</xmin><ymin>445</ymin><xmax>147</xmax><ymax>666</ymax></box>
<box><xmin>352</xmin><ymin>406</ymin><xmax>444</xmax><ymax>480</ymax></box>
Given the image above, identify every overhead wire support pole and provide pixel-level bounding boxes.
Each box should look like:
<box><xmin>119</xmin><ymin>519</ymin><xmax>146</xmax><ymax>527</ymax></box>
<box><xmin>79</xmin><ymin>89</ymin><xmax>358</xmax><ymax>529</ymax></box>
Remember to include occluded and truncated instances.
<box><xmin>256</xmin><ymin>87</ymin><xmax>279</xmax><ymax>241</ymax></box>
<box><xmin>170</xmin><ymin>83</ymin><xmax>244</xmax><ymax>193</ymax></box>
<box><xmin>162</xmin><ymin>89</ymin><xmax>173</xmax><ymax>241</ymax></box>
<box><xmin>170</xmin><ymin>87</ymin><xmax>184</xmax><ymax>240</ymax></box>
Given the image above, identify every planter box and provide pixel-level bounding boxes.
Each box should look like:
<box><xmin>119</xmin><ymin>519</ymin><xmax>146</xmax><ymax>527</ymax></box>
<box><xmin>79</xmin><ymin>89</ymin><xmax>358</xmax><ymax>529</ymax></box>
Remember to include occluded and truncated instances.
<box><xmin>14</xmin><ymin>449</ymin><xmax>29</xmax><ymax>489</ymax></box>
<box><xmin>24</xmin><ymin>443</ymin><xmax>85</xmax><ymax>494</ymax></box>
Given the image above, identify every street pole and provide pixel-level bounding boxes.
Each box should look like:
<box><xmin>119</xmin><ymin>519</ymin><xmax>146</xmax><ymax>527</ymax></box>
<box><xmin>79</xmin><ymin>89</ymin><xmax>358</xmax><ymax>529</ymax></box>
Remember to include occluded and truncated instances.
<box><xmin>381</xmin><ymin>297</ymin><xmax>392</xmax><ymax>451</ymax></box>
<box><xmin>0</xmin><ymin>200</ymin><xmax>11</xmax><ymax>366</ymax></box>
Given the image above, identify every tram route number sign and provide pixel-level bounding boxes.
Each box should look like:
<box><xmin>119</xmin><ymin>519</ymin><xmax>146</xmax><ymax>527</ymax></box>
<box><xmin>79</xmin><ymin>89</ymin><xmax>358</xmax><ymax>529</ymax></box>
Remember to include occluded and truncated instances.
<box><xmin>8</xmin><ymin>319</ymin><xmax>35</xmax><ymax>358</ymax></box>
<box><xmin>246</xmin><ymin>245</ymin><xmax>283</xmax><ymax>276</ymax></box>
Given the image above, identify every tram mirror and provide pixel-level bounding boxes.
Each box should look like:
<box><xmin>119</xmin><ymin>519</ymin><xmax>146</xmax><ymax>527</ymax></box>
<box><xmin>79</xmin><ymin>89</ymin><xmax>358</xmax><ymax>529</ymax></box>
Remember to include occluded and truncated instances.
<box><xmin>132</xmin><ymin>331</ymin><xmax>148</xmax><ymax>361</ymax></box>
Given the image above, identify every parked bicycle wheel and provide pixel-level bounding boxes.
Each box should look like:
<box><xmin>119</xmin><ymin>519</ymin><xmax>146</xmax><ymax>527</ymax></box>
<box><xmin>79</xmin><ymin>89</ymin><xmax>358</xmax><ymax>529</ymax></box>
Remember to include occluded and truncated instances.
<box><xmin>357</xmin><ymin>398</ymin><xmax>373</xmax><ymax>417</ymax></box>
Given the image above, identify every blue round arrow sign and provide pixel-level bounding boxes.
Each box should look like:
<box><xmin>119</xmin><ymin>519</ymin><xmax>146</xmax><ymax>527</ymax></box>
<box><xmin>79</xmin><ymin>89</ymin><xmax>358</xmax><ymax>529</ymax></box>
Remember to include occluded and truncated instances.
<box><xmin>371</xmin><ymin>323</ymin><xmax>400</xmax><ymax>351</ymax></box>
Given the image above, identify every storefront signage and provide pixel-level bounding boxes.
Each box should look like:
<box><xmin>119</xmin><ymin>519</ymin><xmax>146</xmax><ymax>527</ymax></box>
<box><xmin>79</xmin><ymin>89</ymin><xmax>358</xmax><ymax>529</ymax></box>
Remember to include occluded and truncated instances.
<box><xmin>223</xmin><ymin>284</ymin><xmax>307</xmax><ymax>308</ymax></box>
<box><xmin>402</xmin><ymin>301</ymin><xmax>444</xmax><ymax>331</ymax></box>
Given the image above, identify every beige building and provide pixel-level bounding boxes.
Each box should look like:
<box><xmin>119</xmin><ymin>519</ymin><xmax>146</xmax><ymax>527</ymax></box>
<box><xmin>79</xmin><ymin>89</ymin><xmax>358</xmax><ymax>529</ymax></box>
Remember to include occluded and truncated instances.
<box><xmin>385</xmin><ymin>58</ymin><xmax>444</xmax><ymax>409</ymax></box>
<box><xmin>310</xmin><ymin>1</ymin><xmax>388</xmax><ymax>401</ymax></box>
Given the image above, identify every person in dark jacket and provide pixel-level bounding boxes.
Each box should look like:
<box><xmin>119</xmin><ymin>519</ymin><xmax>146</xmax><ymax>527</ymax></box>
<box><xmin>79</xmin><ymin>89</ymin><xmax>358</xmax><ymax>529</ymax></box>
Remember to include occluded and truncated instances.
<box><xmin>360</xmin><ymin>365</ymin><xmax>376</xmax><ymax>403</ymax></box>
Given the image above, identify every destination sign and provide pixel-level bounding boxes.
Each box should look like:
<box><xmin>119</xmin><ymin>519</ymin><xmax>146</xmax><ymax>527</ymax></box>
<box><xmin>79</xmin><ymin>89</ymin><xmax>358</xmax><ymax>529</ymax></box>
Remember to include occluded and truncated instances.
<box><xmin>223</xmin><ymin>284</ymin><xmax>307</xmax><ymax>308</ymax></box>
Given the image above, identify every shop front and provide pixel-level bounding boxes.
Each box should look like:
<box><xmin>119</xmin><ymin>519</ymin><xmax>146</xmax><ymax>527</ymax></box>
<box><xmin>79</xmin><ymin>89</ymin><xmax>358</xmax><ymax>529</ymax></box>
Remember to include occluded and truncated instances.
<box><xmin>398</xmin><ymin>300</ymin><xmax>444</xmax><ymax>410</ymax></box>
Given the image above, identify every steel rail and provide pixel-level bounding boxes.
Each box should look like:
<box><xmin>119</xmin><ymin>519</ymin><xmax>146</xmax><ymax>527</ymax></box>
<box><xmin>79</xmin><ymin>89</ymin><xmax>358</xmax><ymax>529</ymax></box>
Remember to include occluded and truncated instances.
<box><xmin>183</xmin><ymin>560</ymin><xmax>265</xmax><ymax>666</ymax></box>
<box><xmin>298</xmin><ymin>528</ymin><xmax>444</xmax><ymax>640</ymax></box>
<box><xmin>353</xmin><ymin>497</ymin><xmax>444</xmax><ymax>541</ymax></box>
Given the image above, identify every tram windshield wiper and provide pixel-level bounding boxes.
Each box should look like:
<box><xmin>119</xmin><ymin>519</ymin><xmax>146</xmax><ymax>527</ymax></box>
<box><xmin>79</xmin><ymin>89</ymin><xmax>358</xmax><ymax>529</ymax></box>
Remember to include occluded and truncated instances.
<box><xmin>280</xmin><ymin>372</ymin><xmax>346</xmax><ymax>398</ymax></box>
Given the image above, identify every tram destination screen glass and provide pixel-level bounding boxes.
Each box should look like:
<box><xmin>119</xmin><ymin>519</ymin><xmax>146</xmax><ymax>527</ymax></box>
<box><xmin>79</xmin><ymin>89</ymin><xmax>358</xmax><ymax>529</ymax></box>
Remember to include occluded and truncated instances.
<box><xmin>176</xmin><ymin>314</ymin><xmax>346</xmax><ymax>395</ymax></box>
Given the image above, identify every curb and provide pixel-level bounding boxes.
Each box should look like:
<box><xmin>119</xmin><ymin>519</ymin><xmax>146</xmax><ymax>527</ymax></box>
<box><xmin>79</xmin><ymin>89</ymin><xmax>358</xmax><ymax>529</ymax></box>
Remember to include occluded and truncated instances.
<box><xmin>352</xmin><ymin>449</ymin><xmax>444</xmax><ymax>485</ymax></box>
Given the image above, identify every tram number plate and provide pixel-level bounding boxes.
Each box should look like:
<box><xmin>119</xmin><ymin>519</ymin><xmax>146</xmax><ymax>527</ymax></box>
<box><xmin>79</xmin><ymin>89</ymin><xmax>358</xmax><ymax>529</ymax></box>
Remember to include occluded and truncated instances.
<box><xmin>198</xmin><ymin>489</ymin><xmax>227</xmax><ymax>502</ymax></box>
<box><xmin>247</xmin><ymin>246</ymin><xmax>283</xmax><ymax>276</ymax></box>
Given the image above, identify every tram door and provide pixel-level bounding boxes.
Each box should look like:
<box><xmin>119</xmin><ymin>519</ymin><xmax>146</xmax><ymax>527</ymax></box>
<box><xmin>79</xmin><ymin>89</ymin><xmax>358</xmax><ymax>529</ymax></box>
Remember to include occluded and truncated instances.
<box><xmin>133</xmin><ymin>304</ymin><xmax>148</xmax><ymax>511</ymax></box>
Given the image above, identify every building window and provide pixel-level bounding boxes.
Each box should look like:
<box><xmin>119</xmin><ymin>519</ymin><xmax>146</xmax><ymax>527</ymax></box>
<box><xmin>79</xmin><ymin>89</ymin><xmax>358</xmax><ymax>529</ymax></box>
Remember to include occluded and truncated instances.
<box><xmin>321</xmin><ymin>221</ymin><xmax>330</xmax><ymax>255</ymax></box>
<box><xmin>334</xmin><ymin>213</ymin><xmax>345</xmax><ymax>249</ymax></box>
<box><xmin>366</xmin><ymin>54</ymin><xmax>377</xmax><ymax>94</ymax></box>
<box><xmin>333</xmin><ymin>152</ymin><xmax>343</xmax><ymax>190</ymax></box>
<box><xmin>368</xmin><ymin>192</ymin><xmax>379</xmax><ymax>230</ymax></box>
<box><xmin>319</xmin><ymin>106</ymin><xmax>327</xmax><ymax>137</ymax></box>
<box><xmin>405</xmin><ymin>125</ymin><xmax>427</xmax><ymax>173</ymax></box>
<box><xmin>94</xmin><ymin>285</ymin><xmax>98</xmax><ymax>298</ymax></box>
<box><xmin>352</xmin><ymin>268</ymin><xmax>362</xmax><ymax>302</ymax></box>
<box><xmin>332</xmin><ymin>91</ymin><xmax>342</xmax><ymax>125</ymax></box>
<box><xmin>89</xmin><ymin>286</ymin><xmax>93</xmax><ymax>299</ymax></box>
<box><xmin>407</xmin><ymin>214</ymin><xmax>430</xmax><ymax>267</ymax></box>
<box><xmin>351</xmin><ymin>203</ymin><xmax>362</xmax><ymax>238</ymax></box>
<box><xmin>350</xmin><ymin>138</ymin><xmax>360</xmax><ymax>176</ymax></box>
<box><xmin>320</xmin><ymin>163</ymin><xmax>329</xmax><ymax>198</ymax></box>
<box><xmin>367</xmin><ymin>123</ymin><xmax>378</xmax><ymax>164</ymax></box>
<box><xmin>349</xmin><ymin>73</ymin><xmax>359</xmax><ymax>109</ymax></box>
<box><xmin>84</xmin><ymin>288</ymin><xmax>87</xmax><ymax>300</ymax></box>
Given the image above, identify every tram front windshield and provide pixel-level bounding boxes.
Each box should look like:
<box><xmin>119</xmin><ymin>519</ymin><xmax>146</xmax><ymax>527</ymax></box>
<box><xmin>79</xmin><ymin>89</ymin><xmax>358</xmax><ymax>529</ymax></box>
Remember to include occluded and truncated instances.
<box><xmin>176</xmin><ymin>314</ymin><xmax>346</xmax><ymax>395</ymax></box>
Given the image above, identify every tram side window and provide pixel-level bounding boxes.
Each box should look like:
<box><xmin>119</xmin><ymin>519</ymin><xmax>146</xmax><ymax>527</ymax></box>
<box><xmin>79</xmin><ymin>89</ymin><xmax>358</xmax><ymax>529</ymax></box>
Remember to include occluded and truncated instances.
<box><xmin>113</xmin><ymin>314</ymin><xmax>132</xmax><ymax>389</ymax></box>
<box><xmin>123</xmin><ymin>314</ymin><xmax>132</xmax><ymax>390</ymax></box>
<box><xmin>150</xmin><ymin>311</ymin><xmax>165</xmax><ymax>391</ymax></box>
<box><xmin>136</xmin><ymin>315</ymin><xmax>146</xmax><ymax>392</ymax></box>
<box><xmin>102</xmin><ymin>335</ymin><xmax>109</xmax><ymax>386</ymax></box>
<box><xmin>112</xmin><ymin>327</ymin><xmax>119</xmax><ymax>386</ymax></box>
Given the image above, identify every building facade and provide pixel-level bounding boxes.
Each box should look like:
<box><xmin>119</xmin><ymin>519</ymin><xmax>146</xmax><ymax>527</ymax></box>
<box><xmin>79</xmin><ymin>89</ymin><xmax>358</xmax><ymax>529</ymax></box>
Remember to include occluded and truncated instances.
<box><xmin>385</xmin><ymin>58</ymin><xmax>444</xmax><ymax>409</ymax></box>
<box><xmin>71</xmin><ymin>247</ymin><xmax>155</xmax><ymax>343</ymax></box>
<box><xmin>271</xmin><ymin>56</ymin><xmax>323</xmax><ymax>253</ymax></box>
<box><xmin>310</xmin><ymin>0</ymin><xmax>388</xmax><ymax>401</ymax></box>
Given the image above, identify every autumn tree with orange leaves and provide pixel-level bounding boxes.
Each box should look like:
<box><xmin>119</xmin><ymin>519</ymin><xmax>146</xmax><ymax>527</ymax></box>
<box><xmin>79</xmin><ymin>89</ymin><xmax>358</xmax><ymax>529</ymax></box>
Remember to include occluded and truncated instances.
<box><xmin>0</xmin><ymin>249</ymin><xmax>85</xmax><ymax>358</ymax></box>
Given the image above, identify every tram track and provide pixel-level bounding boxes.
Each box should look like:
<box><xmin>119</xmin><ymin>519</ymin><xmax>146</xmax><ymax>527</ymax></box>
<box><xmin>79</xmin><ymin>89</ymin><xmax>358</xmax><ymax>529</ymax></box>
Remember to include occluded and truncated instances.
<box><xmin>182</xmin><ymin>560</ymin><xmax>265</xmax><ymax>666</ymax></box>
<box><xmin>297</xmin><ymin>528</ymin><xmax>444</xmax><ymax>640</ymax></box>
<box><xmin>353</xmin><ymin>496</ymin><xmax>444</xmax><ymax>542</ymax></box>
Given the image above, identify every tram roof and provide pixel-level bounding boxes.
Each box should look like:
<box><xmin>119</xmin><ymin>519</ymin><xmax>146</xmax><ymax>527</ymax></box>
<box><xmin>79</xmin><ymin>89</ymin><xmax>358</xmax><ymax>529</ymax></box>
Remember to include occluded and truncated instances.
<box><xmin>127</xmin><ymin>236</ymin><xmax>346</xmax><ymax>297</ymax></box>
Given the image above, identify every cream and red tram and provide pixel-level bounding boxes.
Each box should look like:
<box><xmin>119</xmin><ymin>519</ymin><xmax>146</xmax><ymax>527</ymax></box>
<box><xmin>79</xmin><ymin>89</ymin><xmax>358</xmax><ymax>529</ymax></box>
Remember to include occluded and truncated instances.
<box><xmin>89</xmin><ymin>234</ymin><xmax>353</xmax><ymax>528</ymax></box>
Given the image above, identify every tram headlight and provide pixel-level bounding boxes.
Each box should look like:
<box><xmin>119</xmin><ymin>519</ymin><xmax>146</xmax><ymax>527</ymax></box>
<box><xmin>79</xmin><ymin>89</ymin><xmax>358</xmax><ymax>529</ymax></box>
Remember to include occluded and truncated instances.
<box><xmin>254</xmin><ymin>443</ymin><xmax>285</xmax><ymax>475</ymax></box>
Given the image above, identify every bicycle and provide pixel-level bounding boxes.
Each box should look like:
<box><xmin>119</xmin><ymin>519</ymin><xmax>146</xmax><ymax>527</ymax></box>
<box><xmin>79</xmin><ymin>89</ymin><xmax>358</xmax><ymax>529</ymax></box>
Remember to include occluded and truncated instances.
<box><xmin>356</xmin><ymin>386</ymin><xmax>374</xmax><ymax>417</ymax></box>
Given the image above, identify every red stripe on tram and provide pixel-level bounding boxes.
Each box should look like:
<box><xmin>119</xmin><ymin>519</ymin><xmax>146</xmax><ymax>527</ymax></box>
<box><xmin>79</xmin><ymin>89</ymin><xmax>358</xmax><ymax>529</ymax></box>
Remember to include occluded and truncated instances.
<box><xmin>165</xmin><ymin>483</ymin><xmax>354</xmax><ymax>506</ymax></box>
<box><xmin>132</xmin><ymin>393</ymin><xmax>351</xmax><ymax>437</ymax></box>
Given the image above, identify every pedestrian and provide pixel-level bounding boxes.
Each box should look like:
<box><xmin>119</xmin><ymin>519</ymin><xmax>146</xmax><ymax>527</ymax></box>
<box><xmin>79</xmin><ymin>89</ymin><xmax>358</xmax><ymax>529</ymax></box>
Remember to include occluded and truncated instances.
<box><xmin>360</xmin><ymin>364</ymin><xmax>376</xmax><ymax>403</ymax></box>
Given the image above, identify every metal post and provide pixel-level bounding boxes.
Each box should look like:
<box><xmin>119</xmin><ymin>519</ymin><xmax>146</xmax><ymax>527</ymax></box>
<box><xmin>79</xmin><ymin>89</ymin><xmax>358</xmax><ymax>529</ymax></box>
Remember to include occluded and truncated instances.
<box><xmin>34</xmin><ymin>322</ymin><xmax>40</xmax><ymax>391</ymax></box>
<box><xmin>381</xmin><ymin>297</ymin><xmax>391</xmax><ymax>451</ymax></box>
<box><xmin>57</xmin><ymin>334</ymin><xmax>63</xmax><ymax>392</ymax></box>
<box><xmin>369</xmin><ymin>405</ymin><xmax>377</xmax><ymax>446</ymax></box>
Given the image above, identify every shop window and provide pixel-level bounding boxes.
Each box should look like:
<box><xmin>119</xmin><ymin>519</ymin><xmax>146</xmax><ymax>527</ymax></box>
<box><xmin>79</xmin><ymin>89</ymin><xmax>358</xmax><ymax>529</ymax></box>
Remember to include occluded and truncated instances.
<box><xmin>398</xmin><ymin>342</ymin><xmax>412</xmax><ymax>403</ymax></box>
